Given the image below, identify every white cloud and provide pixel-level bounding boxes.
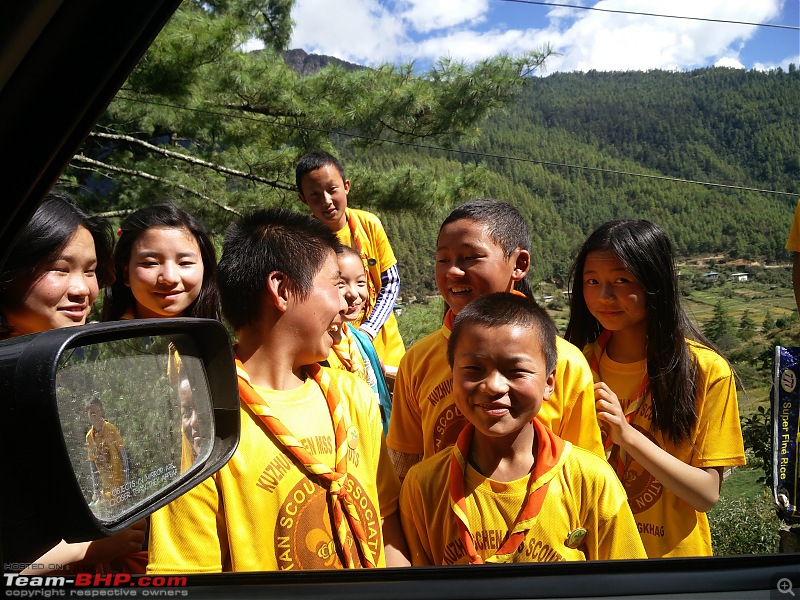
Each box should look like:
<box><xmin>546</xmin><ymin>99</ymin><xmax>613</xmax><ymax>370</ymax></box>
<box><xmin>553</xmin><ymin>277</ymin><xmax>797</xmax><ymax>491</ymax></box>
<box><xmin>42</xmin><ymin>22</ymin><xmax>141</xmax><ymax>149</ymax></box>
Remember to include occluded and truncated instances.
<box><xmin>715</xmin><ymin>56</ymin><xmax>745</xmax><ymax>69</ymax></box>
<box><xmin>397</xmin><ymin>0</ymin><xmax>489</xmax><ymax>33</ymax></box>
<box><xmin>412</xmin><ymin>28</ymin><xmax>544</xmax><ymax>65</ymax></box>
<box><xmin>289</xmin><ymin>0</ymin><xmax>790</xmax><ymax>73</ymax></box>
<box><xmin>542</xmin><ymin>0</ymin><xmax>784</xmax><ymax>72</ymax></box>
<box><xmin>289</xmin><ymin>0</ymin><xmax>410</xmax><ymax>64</ymax></box>
<box><xmin>753</xmin><ymin>53</ymin><xmax>800</xmax><ymax>71</ymax></box>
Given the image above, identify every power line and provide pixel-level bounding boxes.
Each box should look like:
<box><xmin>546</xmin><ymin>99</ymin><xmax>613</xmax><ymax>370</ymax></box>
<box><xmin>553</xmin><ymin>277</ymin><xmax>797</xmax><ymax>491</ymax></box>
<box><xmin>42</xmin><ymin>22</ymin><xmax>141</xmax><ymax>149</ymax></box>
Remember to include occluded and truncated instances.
<box><xmin>111</xmin><ymin>92</ymin><xmax>800</xmax><ymax>198</ymax></box>
<box><xmin>498</xmin><ymin>0</ymin><xmax>800</xmax><ymax>31</ymax></box>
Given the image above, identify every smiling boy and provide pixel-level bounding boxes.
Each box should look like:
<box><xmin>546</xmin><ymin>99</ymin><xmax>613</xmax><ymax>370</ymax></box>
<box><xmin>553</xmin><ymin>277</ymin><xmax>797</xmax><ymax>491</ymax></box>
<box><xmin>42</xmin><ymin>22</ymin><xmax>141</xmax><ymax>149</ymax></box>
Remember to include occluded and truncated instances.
<box><xmin>387</xmin><ymin>199</ymin><xmax>603</xmax><ymax>479</ymax></box>
<box><xmin>148</xmin><ymin>209</ymin><xmax>408</xmax><ymax>572</ymax></box>
<box><xmin>399</xmin><ymin>293</ymin><xmax>645</xmax><ymax>564</ymax></box>
<box><xmin>296</xmin><ymin>151</ymin><xmax>405</xmax><ymax>369</ymax></box>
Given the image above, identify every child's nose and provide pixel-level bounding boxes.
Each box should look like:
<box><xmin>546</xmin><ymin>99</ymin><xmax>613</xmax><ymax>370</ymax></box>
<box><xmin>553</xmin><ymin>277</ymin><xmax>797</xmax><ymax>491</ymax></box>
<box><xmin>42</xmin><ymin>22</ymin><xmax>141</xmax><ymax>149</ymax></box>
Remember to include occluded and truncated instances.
<box><xmin>158</xmin><ymin>263</ymin><xmax>180</xmax><ymax>284</ymax></box>
<box><xmin>447</xmin><ymin>262</ymin><xmax>466</xmax><ymax>278</ymax></box>
<box><xmin>599</xmin><ymin>283</ymin><xmax>615</xmax><ymax>301</ymax></box>
<box><xmin>68</xmin><ymin>272</ymin><xmax>91</xmax><ymax>297</ymax></box>
<box><xmin>481</xmin><ymin>370</ymin><xmax>509</xmax><ymax>395</ymax></box>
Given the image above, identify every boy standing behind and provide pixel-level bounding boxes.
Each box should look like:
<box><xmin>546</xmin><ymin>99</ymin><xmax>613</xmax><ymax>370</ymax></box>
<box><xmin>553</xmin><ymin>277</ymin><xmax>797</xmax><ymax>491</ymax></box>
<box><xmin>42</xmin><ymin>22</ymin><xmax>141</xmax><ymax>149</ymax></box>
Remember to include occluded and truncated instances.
<box><xmin>296</xmin><ymin>151</ymin><xmax>405</xmax><ymax>369</ymax></box>
<box><xmin>400</xmin><ymin>293</ymin><xmax>645</xmax><ymax>564</ymax></box>
<box><xmin>148</xmin><ymin>209</ymin><xmax>408</xmax><ymax>572</ymax></box>
<box><xmin>387</xmin><ymin>199</ymin><xmax>603</xmax><ymax>479</ymax></box>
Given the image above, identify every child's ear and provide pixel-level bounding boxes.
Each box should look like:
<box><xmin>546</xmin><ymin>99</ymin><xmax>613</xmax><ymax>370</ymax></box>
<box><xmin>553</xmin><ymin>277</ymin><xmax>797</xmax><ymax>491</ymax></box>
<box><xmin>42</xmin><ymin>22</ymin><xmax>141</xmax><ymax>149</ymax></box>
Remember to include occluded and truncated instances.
<box><xmin>297</xmin><ymin>192</ymin><xmax>308</xmax><ymax>207</ymax></box>
<box><xmin>543</xmin><ymin>369</ymin><xmax>556</xmax><ymax>401</ymax></box>
<box><xmin>343</xmin><ymin>179</ymin><xmax>351</xmax><ymax>194</ymax></box>
<box><xmin>512</xmin><ymin>248</ymin><xmax>531</xmax><ymax>281</ymax></box>
<box><xmin>266</xmin><ymin>271</ymin><xmax>290</xmax><ymax>313</ymax></box>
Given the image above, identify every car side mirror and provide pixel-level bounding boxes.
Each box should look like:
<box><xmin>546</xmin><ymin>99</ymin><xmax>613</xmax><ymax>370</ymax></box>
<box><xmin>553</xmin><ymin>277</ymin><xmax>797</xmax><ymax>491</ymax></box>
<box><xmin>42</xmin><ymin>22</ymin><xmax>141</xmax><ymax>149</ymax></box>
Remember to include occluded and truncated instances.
<box><xmin>0</xmin><ymin>318</ymin><xmax>240</xmax><ymax>566</ymax></box>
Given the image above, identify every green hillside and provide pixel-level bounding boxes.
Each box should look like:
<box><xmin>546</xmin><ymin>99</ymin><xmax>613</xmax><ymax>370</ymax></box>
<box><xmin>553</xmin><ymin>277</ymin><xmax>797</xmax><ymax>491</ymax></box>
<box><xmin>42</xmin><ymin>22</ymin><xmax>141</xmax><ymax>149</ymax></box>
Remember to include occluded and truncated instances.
<box><xmin>357</xmin><ymin>67</ymin><xmax>800</xmax><ymax>301</ymax></box>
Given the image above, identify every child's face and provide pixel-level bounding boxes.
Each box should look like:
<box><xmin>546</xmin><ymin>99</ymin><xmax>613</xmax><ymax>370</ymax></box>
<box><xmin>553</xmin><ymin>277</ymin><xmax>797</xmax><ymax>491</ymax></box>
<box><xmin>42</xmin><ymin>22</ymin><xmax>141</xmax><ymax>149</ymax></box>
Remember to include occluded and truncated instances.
<box><xmin>290</xmin><ymin>250</ymin><xmax>347</xmax><ymax>365</ymax></box>
<box><xmin>124</xmin><ymin>226</ymin><xmax>204</xmax><ymax>318</ymax></box>
<box><xmin>452</xmin><ymin>323</ymin><xmax>554</xmax><ymax>441</ymax></box>
<box><xmin>87</xmin><ymin>404</ymin><xmax>105</xmax><ymax>429</ymax></box>
<box><xmin>436</xmin><ymin>219</ymin><xmax>529</xmax><ymax>315</ymax></box>
<box><xmin>337</xmin><ymin>253</ymin><xmax>368</xmax><ymax>323</ymax></box>
<box><xmin>298</xmin><ymin>164</ymin><xmax>350</xmax><ymax>232</ymax></box>
<box><xmin>5</xmin><ymin>226</ymin><xmax>99</xmax><ymax>335</ymax></box>
<box><xmin>582</xmin><ymin>250</ymin><xmax>648</xmax><ymax>335</ymax></box>
<box><xmin>179</xmin><ymin>382</ymin><xmax>201</xmax><ymax>457</ymax></box>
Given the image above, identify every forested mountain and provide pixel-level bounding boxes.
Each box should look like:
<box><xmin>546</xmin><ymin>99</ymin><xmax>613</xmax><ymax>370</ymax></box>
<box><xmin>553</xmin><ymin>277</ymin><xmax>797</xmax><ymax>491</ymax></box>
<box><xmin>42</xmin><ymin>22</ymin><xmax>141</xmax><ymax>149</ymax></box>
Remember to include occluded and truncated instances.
<box><xmin>359</xmin><ymin>66</ymin><xmax>800</xmax><ymax>300</ymax></box>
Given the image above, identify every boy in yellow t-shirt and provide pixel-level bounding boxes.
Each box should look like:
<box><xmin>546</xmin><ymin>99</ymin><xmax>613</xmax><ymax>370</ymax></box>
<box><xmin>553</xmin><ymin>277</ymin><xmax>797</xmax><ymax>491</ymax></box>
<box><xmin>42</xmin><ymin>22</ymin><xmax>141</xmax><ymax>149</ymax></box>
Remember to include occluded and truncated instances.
<box><xmin>387</xmin><ymin>199</ymin><xmax>603</xmax><ymax>480</ymax></box>
<box><xmin>296</xmin><ymin>151</ymin><xmax>405</xmax><ymax>369</ymax></box>
<box><xmin>400</xmin><ymin>293</ymin><xmax>646</xmax><ymax>564</ymax></box>
<box><xmin>147</xmin><ymin>209</ymin><xmax>408</xmax><ymax>573</ymax></box>
<box><xmin>85</xmin><ymin>395</ymin><xmax>130</xmax><ymax>508</ymax></box>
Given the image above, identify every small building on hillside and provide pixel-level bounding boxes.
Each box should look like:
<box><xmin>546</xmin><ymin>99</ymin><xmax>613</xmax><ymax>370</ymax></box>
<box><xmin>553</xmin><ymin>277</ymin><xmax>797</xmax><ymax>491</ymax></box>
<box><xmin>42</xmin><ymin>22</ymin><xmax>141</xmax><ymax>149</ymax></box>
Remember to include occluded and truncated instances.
<box><xmin>703</xmin><ymin>272</ymin><xmax>720</xmax><ymax>280</ymax></box>
<box><xmin>729</xmin><ymin>272</ymin><xmax>748</xmax><ymax>282</ymax></box>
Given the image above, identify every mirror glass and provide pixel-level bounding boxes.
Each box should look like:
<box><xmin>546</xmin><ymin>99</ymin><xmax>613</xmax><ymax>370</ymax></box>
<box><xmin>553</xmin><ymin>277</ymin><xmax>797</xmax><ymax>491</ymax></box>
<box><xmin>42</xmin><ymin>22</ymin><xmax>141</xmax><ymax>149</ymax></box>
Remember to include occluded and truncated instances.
<box><xmin>55</xmin><ymin>334</ymin><xmax>214</xmax><ymax>524</ymax></box>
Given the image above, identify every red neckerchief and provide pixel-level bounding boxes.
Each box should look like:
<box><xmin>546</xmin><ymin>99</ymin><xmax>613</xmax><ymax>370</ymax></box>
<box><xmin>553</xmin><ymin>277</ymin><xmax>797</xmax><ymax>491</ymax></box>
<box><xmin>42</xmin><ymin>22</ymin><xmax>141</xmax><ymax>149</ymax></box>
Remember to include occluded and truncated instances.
<box><xmin>449</xmin><ymin>418</ymin><xmax>564</xmax><ymax>564</ymax></box>
<box><xmin>236</xmin><ymin>357</ymin><xmax>376</xmax><ymax>568</ymax></box>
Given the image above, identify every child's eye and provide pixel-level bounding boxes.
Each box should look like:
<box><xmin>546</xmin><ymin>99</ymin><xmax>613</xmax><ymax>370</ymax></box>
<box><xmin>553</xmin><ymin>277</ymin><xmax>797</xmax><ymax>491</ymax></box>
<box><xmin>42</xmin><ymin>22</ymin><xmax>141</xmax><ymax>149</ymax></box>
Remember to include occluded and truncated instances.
<box><xmin>584</xmin><ymin>278</ymin><xmax>598</xmax><ymax>285</ymax></box>
<box><xmin>509</xmin><ymin>368</ymin><xmax>532</xmax><ymax>377</ymax></box>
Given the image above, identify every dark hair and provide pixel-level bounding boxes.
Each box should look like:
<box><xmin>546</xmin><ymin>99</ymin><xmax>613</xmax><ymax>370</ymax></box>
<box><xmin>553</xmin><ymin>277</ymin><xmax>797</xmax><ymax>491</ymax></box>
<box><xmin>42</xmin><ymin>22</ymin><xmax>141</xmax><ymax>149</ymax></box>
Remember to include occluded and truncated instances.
<box><xmin>338</xmin><ymin>245</ymin><xmax>362</xmax><ymax>262</ymax></box>
<box><xmin>564</xmin><ymin>219</ymin><xmax>710</xmax><ymax>445</ymax></box>
<box><xmin>439</xmin><ymin>198</ymin><xmax>533</xmax><ymax>299</ymax></box>
<box><xmin>103</xmin><ymin>204</ymin><xmax>220</xmax><ymax>321</ymax></box>
<box><xmin>0</xmin><ymin>191</ymin><xmax>113</xmax><ymax>337</ymax></box>
<box><xmin>448</xmin><ymin>292</ymin><xmax>558</xmax><ymax>374</ymax></box>
<box><xmin>85</xmin><ymin>392</ymin><xmax>104</xmax><ymax>413</ymax></box>
<box><xmin>218</xmin><ymin>208</ymin><xmax>342</xmax><ymax>331</ymax></box>
<box><xmin>295</xmin><ymin>150</ymin><xmax>347</xmax><ymax>196</ymax></box>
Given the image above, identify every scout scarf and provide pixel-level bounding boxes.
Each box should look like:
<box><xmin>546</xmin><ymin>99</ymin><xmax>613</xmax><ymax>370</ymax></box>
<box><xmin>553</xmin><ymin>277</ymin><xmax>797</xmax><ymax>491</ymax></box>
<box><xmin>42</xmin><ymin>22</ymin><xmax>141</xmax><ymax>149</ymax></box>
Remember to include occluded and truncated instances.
<box><xmin>449</xmin><ymin>419</ymin><xmax>563</xmax><ymax>564</ymax></box>
<box><xmin>236</xmin><ymin>358</ymin><xmax>377</xmax><ymax>569</ymax></box>
<box><xmin>330</xmin><ymin>327</ymin><xmax>368</xmax><ymax>382</ymax></box>
<box><xmin>587</xmin><ymin>329</ymin><xmax>649</xmax><ymax>478</ymax></box>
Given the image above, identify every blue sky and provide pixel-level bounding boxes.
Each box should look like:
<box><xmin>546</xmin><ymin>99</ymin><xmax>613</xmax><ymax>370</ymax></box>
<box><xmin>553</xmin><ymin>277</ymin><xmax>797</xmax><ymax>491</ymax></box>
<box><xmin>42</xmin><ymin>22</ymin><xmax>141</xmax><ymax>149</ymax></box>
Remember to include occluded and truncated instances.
<box><xmin>286</xmin><ymin>0</ymin><xmax>799</xmax><ymax>74</ymax></box>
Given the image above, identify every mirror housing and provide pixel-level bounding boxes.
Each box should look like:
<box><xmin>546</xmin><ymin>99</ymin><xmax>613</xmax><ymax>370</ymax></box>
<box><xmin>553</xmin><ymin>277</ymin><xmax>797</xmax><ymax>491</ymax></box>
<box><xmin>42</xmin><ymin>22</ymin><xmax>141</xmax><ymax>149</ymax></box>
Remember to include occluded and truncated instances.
<box><xmin>0</xmin><ymin>318</ymin><xmax>240</xmax><ymax>566</ymax></box>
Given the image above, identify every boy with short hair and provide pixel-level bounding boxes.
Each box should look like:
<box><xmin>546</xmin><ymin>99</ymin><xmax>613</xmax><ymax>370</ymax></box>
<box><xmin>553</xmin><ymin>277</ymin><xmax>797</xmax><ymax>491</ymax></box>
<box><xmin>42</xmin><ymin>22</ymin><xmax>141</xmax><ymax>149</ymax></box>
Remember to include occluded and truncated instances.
<box><xmin>400</xmin><ymin>293</ymin><xmax>646</xmax><ymax>564</ymax></box>
<box><xmin>147</xmin><ymin>209</ymin><xmax>408</xmax><ymax>572</ymax></box>
<box><xmin>387</xmin><ymin>199</ymin><xmax>603</xmax><ymax>479</ymax></box>
<box><xmin>296</xmin><ymin>151</ymin><xmax>405</xmax><ymax>369</ymax></box>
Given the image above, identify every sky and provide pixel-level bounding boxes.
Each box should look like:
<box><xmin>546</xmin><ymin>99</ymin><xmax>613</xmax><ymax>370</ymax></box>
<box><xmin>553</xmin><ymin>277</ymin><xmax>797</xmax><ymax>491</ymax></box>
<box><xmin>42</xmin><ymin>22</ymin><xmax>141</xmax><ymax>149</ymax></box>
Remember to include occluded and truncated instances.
<box><xmin>286</xmin><ymin>0</ymin><xmax>800</xmax><ymax>74</ymax></box>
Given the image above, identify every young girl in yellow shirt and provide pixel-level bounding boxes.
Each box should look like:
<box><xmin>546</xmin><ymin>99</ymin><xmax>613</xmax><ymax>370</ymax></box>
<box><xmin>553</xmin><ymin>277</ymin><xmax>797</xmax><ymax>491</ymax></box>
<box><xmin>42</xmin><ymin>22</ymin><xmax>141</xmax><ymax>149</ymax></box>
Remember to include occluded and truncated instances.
<box><xmin>565</xmin><ymin>219</ymin><xmax>745</xmax><ymax>557</ymax></box>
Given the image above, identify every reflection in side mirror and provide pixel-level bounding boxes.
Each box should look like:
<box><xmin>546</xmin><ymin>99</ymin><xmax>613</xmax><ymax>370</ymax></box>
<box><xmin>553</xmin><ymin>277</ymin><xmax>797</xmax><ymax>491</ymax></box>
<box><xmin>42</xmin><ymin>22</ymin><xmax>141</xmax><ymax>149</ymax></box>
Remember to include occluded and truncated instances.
<box><xmin>56</xmin><ymin>335</ymin><xmax>215</xmax><ymax>526</ymax></box>
<box><xmin>0</xmin><ymin>318</ymin><xmax>240</xmax><ymax>566</ymax></box>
